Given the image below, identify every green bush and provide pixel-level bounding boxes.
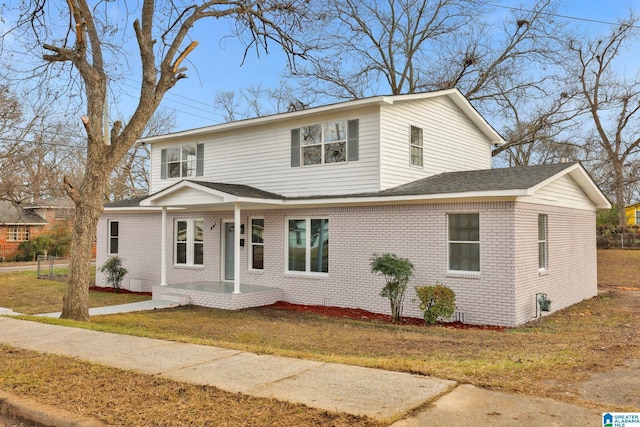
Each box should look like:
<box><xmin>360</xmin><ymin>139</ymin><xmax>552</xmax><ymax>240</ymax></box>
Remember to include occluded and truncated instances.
<box><xmin>17</xmin><ymin>224</ymin><xmax>72</xmax><ymax>261</ymax></box>
<box><xmin>415</xmin><ymin>284</ymin><xmax>456</xmax><ymax>325</ymax></box>
<box><xmin>370</xmin><ymin>253</ymin><xmax>414</xmax><ymax>322</ymax></box>
<box><xmin>100</xmin><ymin>256</ymin><xmax>128</xmax><ymax>292</ymax></box>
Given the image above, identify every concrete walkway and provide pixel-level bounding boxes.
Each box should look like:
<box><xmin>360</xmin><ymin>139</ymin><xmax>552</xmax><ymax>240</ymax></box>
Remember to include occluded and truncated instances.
<box><xmin>0</xmin><ymin>308</ymin><xmax>604</xmax><ymax>426</ymax></box>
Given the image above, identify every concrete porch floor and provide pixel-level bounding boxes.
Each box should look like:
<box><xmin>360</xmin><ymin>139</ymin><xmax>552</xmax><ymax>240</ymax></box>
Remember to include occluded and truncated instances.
<box><xmin>153</xmin><ymin>281</ymin><xmax>285</xmax><ymax>311</ymax></box>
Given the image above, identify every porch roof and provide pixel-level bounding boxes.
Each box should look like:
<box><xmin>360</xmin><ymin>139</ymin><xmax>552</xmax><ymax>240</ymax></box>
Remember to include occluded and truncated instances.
<box><xmin>108</xmin><ymin>162</ymin><xmax>610</xmax><ymax>211</ymax></box>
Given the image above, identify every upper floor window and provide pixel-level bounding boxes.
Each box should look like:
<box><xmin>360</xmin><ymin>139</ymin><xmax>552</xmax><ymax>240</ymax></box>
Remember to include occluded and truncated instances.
<box><xmin>7</xmin><ymin>225</ymin><xmax>29</xmax><ymax>242</ymax></box>
<box><xmin>635</xmin><ymin>210</ymin><xmax>640</xmax><ymax>225</ymax></box>
<box><xmin>538</xmin><ymin>214</ymin><xmax>548</xmax><ymax>270</ymax></box>
<box><xmin>291</xmin><ymin>120</ymin><xmax>359</xmax><ymax>167</ymax></box>
<box><xmin>108</xmin><ymin>220</ymin><xmax>119</xmax><ymax>254</ymax></box>
<box><xmin>448</xmin><ymin>213</ymin><xmax>480</xmax><ymax>272</ymax></box>
<box><xmin>160</xmin><ymin>143</ymin><xmax>204</xmax><ymax>179</ymax></box>
<box><xmin>410</xmin><ymin>126</ymin><xmax>423</xmax><ymax>167</ymax></box>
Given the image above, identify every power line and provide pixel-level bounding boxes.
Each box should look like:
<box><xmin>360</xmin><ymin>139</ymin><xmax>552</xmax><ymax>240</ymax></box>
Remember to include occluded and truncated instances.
<box><xmin>487</xmin><ymin>2</ymin><xmax>640</xmax><ymax>30</ymax></box>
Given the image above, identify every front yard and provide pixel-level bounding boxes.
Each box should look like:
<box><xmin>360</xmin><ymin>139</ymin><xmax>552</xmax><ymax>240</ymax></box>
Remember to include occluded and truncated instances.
<box><xmin>0</xmin><ymin>249</ymin><xmax>638</xmax><ymax>425</ymax></box>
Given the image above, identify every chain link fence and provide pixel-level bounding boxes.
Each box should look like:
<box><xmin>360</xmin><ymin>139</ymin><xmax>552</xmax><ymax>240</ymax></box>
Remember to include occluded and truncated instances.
<box><xmin>36</xmin><ymin>255</ymin><xmax>69</xmax><ymax>279</ymax></box>
<box><xmin>597</xmin><ymin>231</ymin><xmax>640</xmax><ymax>249</ymax></box>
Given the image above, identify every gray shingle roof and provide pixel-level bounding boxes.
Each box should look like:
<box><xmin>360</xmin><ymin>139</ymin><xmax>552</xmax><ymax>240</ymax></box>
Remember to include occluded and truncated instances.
<box><xmin>0</xmin><ymin>201</ymin><xmax>49</xmax><ymax>225</ymax></box>
<box><xmin>188</xmin><ymin>181</ymin><xmax>284</xmax><ymax>199</ymax></box>
<box><xmin>378</xmin><ymin>162</ymin><xmax>577</xmax><ymax>197</ymax></box>
<box><xmin>105</xmin><ymin>163</ymin><xmax>579</xmax><ymax>207</ymax></box>
<box><xmin>105</xmin><ymin>196</ymin><xmax>149</xmax><ymax>208</ymax></box>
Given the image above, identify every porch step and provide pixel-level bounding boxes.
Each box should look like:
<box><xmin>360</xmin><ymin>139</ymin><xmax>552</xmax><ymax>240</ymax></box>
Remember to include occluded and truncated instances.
<box><xmin>154</xmin><ymin>293</ymin><xmax>191</xmax><ymax>305</ymax></box>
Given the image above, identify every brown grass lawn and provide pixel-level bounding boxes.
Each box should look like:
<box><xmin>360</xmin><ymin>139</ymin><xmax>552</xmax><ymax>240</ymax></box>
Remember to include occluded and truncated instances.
<box><xmin>1</xmin><ymin>250</ymin><xmax>639</xmax><ymax>425</ymax></box>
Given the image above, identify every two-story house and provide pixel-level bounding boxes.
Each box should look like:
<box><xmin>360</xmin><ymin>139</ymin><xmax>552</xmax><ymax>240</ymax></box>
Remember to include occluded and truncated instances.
<box><xmin>97</xmin><ymin>89</ymin><xmax>610</xmax><ymax>326</ymax></box>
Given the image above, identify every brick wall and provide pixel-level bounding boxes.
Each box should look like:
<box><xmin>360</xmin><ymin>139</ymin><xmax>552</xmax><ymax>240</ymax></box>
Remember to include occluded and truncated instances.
<box><xmin>99</xmin><ymin>201</ymin><xmax>598</xmax><ymax>326</ymax></box>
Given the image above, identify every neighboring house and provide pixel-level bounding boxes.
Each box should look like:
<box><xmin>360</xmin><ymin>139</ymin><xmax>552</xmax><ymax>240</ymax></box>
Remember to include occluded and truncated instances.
<box><xmin>625</xmin><ymin>203</ymin><xmax>640</xmax><ymax>226</ymax></box>
<box><xmin>0</xmin><ymin>201</ymin><xmax>49</xmax><ymax>260</ymax></box>
<box><xmin>97</xmin><ymin>89</ymin><xmax>610</xmax><ymax>326</ymax></box>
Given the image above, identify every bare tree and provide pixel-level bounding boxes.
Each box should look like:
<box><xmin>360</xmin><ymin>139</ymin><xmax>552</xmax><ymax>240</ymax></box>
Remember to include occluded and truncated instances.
<box><xmin>5</xmin><ymin>0</ymin><xmax>307</xmax><ymax>321</ymax></box>
<box><xmin>563</xmin><ymin>15</ymin><xmax>640</xmax><ymax>226</ymax></box>
<box><xmin>213</xmin><ymin>80</ymin><xmax>309</xmax><ymax>122</ymax></box>
<box><xmin>107</xmin><ymin>109</ymin><xmax>176</xmax><ymax>202</ymax></box>
<box><xmin>290</xmin><ymin>0</ymin><xmax>561</xmax><ymax>109</ymax></box>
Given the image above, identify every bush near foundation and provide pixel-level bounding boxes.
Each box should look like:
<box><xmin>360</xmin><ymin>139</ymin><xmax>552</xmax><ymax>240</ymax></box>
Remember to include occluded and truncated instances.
<box><xmin>415</xmin><ymin>284</ymin><xmax>456</xmax><ymax>325</ymax></box>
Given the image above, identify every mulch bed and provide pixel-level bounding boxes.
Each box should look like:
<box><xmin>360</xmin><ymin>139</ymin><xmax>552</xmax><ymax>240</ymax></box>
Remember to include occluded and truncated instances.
<box><xmin>89</xmin><ymin>286</ymin><xmax>152</xmax><ymax>296</ymax></box>
<box><xmin>267</xmin><ymin>301</ymin><xmax>506</xmax><ymax>331</ymax></box>
<box><xmin>87</xmin><ymin>287</ymin><xmax>504</xmax><ymax>331</ymax></box>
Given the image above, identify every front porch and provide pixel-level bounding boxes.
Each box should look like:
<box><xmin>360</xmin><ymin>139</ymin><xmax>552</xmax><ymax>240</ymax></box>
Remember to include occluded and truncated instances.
<box><xmin>153</xmin><ymin>282</ymin><xmax>284</xmax><ymax>311</ymax></box>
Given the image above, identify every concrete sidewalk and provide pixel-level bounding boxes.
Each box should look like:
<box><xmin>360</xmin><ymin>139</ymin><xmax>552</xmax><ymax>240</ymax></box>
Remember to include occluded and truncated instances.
<box><xmin>0</xmin><ymin>315</ymin><xmax>603</xmax><ymax>426</ymax></box>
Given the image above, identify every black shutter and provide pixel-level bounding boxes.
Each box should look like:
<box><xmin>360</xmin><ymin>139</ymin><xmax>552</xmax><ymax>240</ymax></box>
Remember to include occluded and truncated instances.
<box><xmin>291</xmin><ymin>128</ymin><xmax>301</xmax><ymax>167</ymax></box>
<box><xmin>347</xmin><ymin>119</ymin><xmax>359</xmax><ymax>161</ymax></box>
<box><xmin>196</xmin><ymin>143</ymin><xmax>204</xmax><ymax>176</ymax></box>
<box><xmin>160</xmin><ymin>148</ymin><xmax>167</xmax><ymax>179</ymax></box>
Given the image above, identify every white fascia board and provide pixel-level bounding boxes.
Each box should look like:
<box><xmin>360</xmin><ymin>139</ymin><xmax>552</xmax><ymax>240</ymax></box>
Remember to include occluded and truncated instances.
<box><xmin>103</xmin><ymin>206</ymin><xmax>169</xmax><ymax>212</ymax></box>
<box><xmin>282</xmin><ymin>189</ymin><xmax>529</xmax><ymax>206</ymax></box>
<box><xmin>138</xmin><ymin>89</ymin><xmax>504</xmax><ymax>146</ymax></box>
<box><xmin>139</xmin><ymin>96</ymin><xmax>392</xmax><ymax>144</ymax></box>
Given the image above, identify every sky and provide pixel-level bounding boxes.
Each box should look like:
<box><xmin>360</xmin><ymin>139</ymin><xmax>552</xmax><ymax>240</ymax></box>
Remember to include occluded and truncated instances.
<box><xmin>137</xmin><ymin>0</ymin><xmax>639</xmax><ymax>132</ymax></box>
<box><xmin>2</xmin><ymin>0</ymin><xmax>639</xmax><ymax>133</ymax></box>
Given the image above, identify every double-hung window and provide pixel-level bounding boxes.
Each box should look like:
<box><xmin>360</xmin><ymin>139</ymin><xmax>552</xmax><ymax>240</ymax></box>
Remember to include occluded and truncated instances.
<box><xmin>7</xmin><ymin>225</ymin><xmax>29</xmax><ymax>242</ymax></box>
<box><xmin>448</xmin><ymin>213</ymin><xmax>480</xmax><ymax>272</ymax></box>
<box><xmin>175</xmin><ymin>219</ymin><xmax>204</xmax><ymax>266</ymax></box>
<box><xmin>301</xmin><ymin>121</ymin><xmax>347</xmax><ymax>165</ymax></box>
<box><xmin>538</xmin><ymin>214</ymin><xmax>548</xmax><ymax>270</ymax></box>
<box><xmin>287</xmin><ymin>218</ymin><xmax>329</xmax><ymax>273</ymax></box>
<box><xmin>410</xmin><ymin>125</ymin><xmax>423</xmax><ymax>167</ymax></box>
<box><xmin>250</xmin><ymin>218</ymin><xmax>264</xmax><ymax>270</ymax></box>
<box><xmin>108</xmin><ymin>220</ymin><xmax>119</xmax><ymax>254</ymax></box>
<box><xmin>291</xmin><ymin>119</ymin><xmax>359</xmax><ymax>167</ymax></box>
<box><xmin>160</xmin><ymin>143</ymin><xmax>204</xmax><ymax>179</ymax></box>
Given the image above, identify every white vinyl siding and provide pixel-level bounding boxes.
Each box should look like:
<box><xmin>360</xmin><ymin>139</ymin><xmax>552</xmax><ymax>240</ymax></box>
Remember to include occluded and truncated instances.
<box><xmin>379</xmin><ymin>97</ymin><xmax>492</xmax><ymax>189</ymax></box>
<box><xmin>150</xmin><ymin>108</ymin><xmax>380</xmax><ymax>197</ymax></box>
<box><xmin>527</xmin><ymin>174</ymin><xmax>597</xmax><ymax>211</ymax></box>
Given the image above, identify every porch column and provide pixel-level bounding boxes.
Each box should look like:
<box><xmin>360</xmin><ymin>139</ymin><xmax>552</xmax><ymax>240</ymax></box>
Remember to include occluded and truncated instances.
<box><xmin>160</xmin><ymin>206</ymin><xmax>167</xmax><ymax>286</ymax></box>
<box><xmin>233</xmin><ymin>203</ymin><xmax>241</xmax><ymax>294</ymax></box>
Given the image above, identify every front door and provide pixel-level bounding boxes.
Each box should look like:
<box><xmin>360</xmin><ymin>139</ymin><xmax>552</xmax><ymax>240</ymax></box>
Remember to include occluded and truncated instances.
<box><xmin>224</xmin><ymin>223</ymin><xmax>234</xmax><ymax>281</ymax></box>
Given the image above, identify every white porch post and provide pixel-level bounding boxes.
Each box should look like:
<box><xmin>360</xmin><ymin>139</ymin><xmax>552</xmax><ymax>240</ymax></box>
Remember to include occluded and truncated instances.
<box><xmin>160</xmin><ymin>206</ymin><xmax>167</xmax><ymax>286</ymax></box>
<box><xmin>233</xmin><ymin>203</ymin><xmax>241</xmax><ymax>294</ymax></box>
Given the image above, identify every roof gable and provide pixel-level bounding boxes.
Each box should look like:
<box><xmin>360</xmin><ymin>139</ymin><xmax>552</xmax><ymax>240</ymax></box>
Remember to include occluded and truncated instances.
<box><xmin>139</xmin><ymin>89</ymin><xmax>505</xmax><ymax>146</ymax></box>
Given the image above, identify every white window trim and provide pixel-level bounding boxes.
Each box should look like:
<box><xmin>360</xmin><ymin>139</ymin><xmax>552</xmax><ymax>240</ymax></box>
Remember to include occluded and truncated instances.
<box><xmin>538</xmin><ymin>214</ymin><xmax>548</xmax><ymax>271</ymax></box>
<box><xmin>300</xmin><ymin>120</ymin><xmax>348</xmax><ymax>166</ymax></box>
<box><xmin>249</xmin><ymin>217</ymin><xmax>264</xmax><ymax>272</ymax></box>
<box><xmin>174</xmin><ymin>218</ymin><xmax>204</xmax><ymax>267</ymax></box>
<box><xmin>409</xmin><ymin>125</ymin><xmax>424</xmax><ymax>168</ymax></box>
<box><xmin>164</xmin><ymin>144</ymin><xmax>198</xmax><ymax>179</ymax></box>
<box><xmin>284</xmin><ymin>217</ymin><xmax>329</xmax><ymax>276</ymax></box>
<box><xmin>7</xmin><ymin>225</ymin><xmax>30</xmax><ymax>242</ymax></box>
<box><xmin>446</xmin><ymin>213</ymin><xmax>481</xmax><ymax>275</ymax></box>
<box><xmin>108</xmin><ymin>220</ymin><xmax>119</xmax><ymax>255</ymax></box>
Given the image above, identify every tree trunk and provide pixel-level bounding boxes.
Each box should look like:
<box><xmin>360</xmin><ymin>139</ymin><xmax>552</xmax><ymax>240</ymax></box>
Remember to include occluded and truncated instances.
<box><xmin>613</xmin><ymin>161</ymin><xmax>627</xmax><ymax>227</ymax></box>
<box><xmin>60</xmin><ymin>173</ymin><xmax>107</xmax><ymax>321</ymax></box>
